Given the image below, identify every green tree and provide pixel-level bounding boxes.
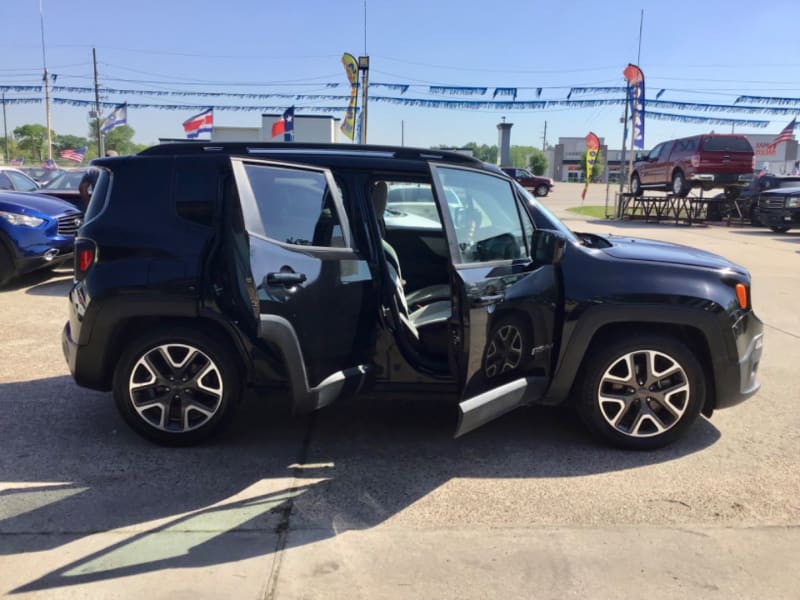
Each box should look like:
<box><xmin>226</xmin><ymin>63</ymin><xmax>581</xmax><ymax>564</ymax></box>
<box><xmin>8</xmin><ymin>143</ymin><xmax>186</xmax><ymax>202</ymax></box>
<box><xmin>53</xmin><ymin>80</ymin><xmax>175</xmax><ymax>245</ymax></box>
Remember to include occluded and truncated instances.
<box><xmin>1</xmin><ymin>136</ymin><xmax>19</xmax><ymax>163</ymax></box>
<box><xmin>579</xmin><ymin>149</ymin><xmax>606</xmax><ymax>181</ymax></box>
<box><xmin>13</xmin><ymin>124</ymin><xmax>52</xmax><ymax>161</ymax></box>
<box><xmin>56</xmin><ymin>134</ymin><xmax>89</xmax><ymax>154</ymax></box>
<box><xmin>462</xmin><ymin>142</ymin><xmax>497</xmax><ymax>164</ymax></box>
<box><xmin>526</xmin><ymin>148</ymin><xmax>548</xmax><ymax>175</ymax></box>
<box><xmin>88</xmin><ymin>124</ymin><xmax>145</xmax><ymax>156</ymax></box>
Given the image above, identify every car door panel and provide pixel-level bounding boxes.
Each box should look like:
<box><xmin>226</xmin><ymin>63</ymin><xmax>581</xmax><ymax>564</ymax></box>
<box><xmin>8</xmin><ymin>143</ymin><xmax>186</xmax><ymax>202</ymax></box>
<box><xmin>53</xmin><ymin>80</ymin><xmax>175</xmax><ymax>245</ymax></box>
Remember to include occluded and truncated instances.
<box><xmin>429</xmin><ymin>163</ymin><xmax>560</xmax><ymax>435</ymax></box>
<box><xmin>231</xmin><ymin>157</ymin><xmax>377</xmax><ymax>411</ymax></box>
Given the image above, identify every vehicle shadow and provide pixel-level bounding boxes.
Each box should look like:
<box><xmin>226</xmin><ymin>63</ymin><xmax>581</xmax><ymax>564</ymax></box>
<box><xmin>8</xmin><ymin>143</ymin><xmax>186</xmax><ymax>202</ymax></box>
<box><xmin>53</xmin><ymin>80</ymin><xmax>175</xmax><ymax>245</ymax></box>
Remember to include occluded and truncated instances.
<box><xmin>0</xmin><ymin>268</ymin><xmax>72</xmax><ymax>295</ymax></box>
<box><xmin>1</xmin><ymin>376</ymin><xmax>720</xmax><ymax>593</ymax></box>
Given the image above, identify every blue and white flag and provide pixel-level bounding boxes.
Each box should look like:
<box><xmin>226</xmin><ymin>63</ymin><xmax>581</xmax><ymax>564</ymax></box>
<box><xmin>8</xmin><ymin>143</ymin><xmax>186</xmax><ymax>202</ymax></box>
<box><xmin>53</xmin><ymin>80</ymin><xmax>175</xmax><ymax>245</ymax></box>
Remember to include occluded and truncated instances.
<box><xmin>100</xmin><ymin>104</ymin><xmax>127</xmax><ymax>133</ymax></box>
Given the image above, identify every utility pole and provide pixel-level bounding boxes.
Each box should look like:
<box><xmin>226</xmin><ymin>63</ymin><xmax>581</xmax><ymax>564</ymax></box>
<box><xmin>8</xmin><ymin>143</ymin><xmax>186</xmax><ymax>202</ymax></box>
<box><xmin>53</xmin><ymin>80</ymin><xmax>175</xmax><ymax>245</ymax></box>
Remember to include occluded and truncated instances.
<box><xmin>93</xmin><ymin>47</ymin><xmax>104</xmax><ymax>156</ymax></box>
<box><xmin>359</xmin><ymin>56</ymin><xmax>369</xmax><ymax>144</ymax></box>
<box><xmin>542</xmin><ymin>120</ymin><xmax>547</xmax><ymax>152</ymax></box>
<box><xmin>401</xmin><ymin>120</ymin><xmax>404</xmax><ymax>146</ymax></box>
<box><xmin>39</xmin><ymin>0</ymin><xmax>52</xmax><ymax>160</ymax></box>
<box><xmin>2</xmin><ymin>93</ymin><xmax>8</xmax><ymax>164</ymax></box>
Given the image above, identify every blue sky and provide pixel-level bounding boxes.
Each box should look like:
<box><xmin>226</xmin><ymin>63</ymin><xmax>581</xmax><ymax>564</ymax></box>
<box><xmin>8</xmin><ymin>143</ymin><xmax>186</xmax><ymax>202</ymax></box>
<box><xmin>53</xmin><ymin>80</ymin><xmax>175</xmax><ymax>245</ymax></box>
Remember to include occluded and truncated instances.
<box><xmin>2</xmin><ymin>0</ymin><xmax>800</xmax><ymax>151</ymax></box>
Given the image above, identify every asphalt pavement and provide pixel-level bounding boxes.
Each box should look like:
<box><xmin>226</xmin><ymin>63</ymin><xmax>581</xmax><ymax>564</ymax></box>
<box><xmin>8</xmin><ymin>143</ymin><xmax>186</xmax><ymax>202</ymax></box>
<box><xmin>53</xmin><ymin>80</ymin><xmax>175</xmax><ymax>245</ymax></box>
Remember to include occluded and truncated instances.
<box><xmin>0</xmin><ymin>182</ymin><xmax>798</xmax><ymax>599</ymax></box>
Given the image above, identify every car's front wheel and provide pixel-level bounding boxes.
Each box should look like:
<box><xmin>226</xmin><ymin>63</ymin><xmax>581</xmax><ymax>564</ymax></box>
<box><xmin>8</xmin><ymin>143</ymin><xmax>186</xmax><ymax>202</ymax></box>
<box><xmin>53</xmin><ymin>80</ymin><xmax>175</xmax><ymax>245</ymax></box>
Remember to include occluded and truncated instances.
<box><xmin>113</xmin><ymin>327</ymin><xmax>242</xmax><ymax>445</ymax></box>
<box><xmin>770</xmin><ymin>225</ymin><xmax>791</xmax><ymax>233</ymax></box>
<box><xmin>0</xmin><ymin>246</ymin><xmax>14</xmax><ymax>288</ymax></box>
<box><xmin>534</xmin><ymin>183</ymin><xmax>550</xmax><ymax>197</ymax></box>
<box><xmin>577</xmin><ymin>335</ymin><xmax>705</xmax><ymax>449</ymax></box>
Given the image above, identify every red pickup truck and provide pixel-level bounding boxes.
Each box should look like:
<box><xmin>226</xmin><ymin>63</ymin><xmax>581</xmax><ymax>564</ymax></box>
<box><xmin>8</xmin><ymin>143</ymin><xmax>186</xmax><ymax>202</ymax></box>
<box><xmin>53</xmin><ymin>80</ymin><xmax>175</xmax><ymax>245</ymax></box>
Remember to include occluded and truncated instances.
<box><xmin>501</xmin><ymin>167</ymin><xmax>554</xmax><ymax>197</ymax></box>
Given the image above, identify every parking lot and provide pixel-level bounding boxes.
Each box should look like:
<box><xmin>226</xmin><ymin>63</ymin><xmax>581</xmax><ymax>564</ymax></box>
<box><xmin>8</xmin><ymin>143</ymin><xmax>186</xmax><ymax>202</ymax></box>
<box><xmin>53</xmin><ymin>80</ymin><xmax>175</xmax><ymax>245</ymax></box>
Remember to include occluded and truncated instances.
<box><xmin>1</xmin><ymin>182</ymin><xmax>798</xmax><ymax>599</ymax></box>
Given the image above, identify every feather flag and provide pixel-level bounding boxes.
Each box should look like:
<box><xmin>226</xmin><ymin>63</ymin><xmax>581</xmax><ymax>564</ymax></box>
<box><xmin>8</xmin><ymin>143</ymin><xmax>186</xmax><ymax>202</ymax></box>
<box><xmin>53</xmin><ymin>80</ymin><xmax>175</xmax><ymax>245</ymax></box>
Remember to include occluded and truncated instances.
<box><xmin>624</xmin><ymin>64</ymin><xmax>645</xmax><ymax>149</ymax></box>
<box><xmin>582</xmin><ymin>132</ymin><xmax>601</xmax><ymax>201</ymax></box>
<box><xmin>340</xmin><ymin>53</ymin><xmax>359</xmax><ymax>141</ymax></box>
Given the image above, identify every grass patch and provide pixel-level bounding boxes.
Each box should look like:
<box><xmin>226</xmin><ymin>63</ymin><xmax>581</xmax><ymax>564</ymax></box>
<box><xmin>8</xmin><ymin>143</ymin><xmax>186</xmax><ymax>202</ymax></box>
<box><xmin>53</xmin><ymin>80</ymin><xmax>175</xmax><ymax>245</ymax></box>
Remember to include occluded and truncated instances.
<box><xmin>567</xmin><ymin>205</ymin><xmax>607</xmax><ymax>218</ymax></box>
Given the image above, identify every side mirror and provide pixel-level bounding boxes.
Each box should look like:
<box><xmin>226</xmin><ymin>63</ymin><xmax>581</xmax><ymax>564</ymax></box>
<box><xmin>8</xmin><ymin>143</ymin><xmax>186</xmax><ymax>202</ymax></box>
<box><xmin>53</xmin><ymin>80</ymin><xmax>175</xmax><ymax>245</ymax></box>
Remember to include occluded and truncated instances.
<box><xmin>532</xmin><ymin>229</ymin><xmax>567</xmax><ymax>265</ymax></box>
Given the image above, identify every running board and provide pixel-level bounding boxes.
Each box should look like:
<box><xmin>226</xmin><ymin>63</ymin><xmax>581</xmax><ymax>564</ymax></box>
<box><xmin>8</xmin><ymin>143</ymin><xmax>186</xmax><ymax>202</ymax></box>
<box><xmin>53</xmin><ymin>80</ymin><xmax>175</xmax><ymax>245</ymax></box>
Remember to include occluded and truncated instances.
<box><xmin>455</xmin><ymin>376</ymin><xmax>547</xmax><ymax>438</ymax></box>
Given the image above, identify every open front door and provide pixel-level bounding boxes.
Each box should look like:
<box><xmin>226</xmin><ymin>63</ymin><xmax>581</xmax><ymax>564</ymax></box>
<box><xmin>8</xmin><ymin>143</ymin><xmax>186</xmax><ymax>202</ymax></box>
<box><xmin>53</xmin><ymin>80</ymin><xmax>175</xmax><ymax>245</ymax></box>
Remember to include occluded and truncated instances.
<box><xmin>429</xmin><ymin>164</ymin><xmax>563</xmax><ymax>436</ymax></box>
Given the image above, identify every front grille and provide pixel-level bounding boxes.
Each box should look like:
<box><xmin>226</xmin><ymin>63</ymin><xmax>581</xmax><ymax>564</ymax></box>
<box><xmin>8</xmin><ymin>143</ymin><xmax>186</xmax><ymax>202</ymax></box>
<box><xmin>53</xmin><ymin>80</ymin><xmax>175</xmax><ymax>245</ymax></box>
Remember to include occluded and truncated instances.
<box><xmin>57</xmin><ymin>213</ymin><xmax>84</xmax><ymax>237</ymax></box>
<box><xmin>761</xmin><ymin>197</ymin><xmax>785</xmax><ymax>209</ymax></box>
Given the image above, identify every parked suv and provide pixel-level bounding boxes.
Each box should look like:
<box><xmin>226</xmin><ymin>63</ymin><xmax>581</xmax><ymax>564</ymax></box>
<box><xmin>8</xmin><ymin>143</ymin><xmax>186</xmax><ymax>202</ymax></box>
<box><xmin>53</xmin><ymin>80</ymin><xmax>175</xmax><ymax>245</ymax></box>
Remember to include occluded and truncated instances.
<box><xmin>631</xmin><ymin>134</ymin><xmax>755</xmax><ymax>198</ymax></box>
<box><xmin>500</xmin><ymin>167</ymin><xmax>553</xmax><ymax>197</ymax></box>
<box><xmin>62</xmin><ymin>143</ymin><xmax>763</xmax><ymax>450</ymax></box>
<box><xmin>756</xmin><ymin>179</ymin><xmax>800</xmax><ymax>233</ymax></box>
<box><xmin>0</xmin><ymin>190</ymin><xmax>82</xmax><ymax>286</ymax></box>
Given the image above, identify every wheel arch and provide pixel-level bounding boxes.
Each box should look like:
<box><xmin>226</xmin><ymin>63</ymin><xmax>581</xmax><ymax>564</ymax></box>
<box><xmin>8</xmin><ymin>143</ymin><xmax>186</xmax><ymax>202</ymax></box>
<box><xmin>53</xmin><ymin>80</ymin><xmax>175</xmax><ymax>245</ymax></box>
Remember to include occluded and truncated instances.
<box><xmin>545</xmin><ymin>306</ymin><xmax>725</xmax><ymax>417</ymax></box>
<box><xmin>99</xmin><ymin>314</ymin><xmax>258</xmax><ymax>390</ymax></box>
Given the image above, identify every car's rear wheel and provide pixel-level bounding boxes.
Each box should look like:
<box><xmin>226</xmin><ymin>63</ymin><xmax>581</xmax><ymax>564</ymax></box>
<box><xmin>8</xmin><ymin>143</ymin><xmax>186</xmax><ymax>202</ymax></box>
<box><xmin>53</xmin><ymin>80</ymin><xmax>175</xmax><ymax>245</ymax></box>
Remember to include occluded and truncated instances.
<box><xmin>630</xmin><ymin>174</ymin><xmax>643</xmax><ymax>197</ymax></box>
<box><xmin>534</xmin><ymin>183</ymin><xmax>549</xmax><ymax>197</ymax></box>
<box><xmin>671</xmin><ymin>171</ymin><xmax>690</xmax><ymax>197</ymax></box>
<box><xmin>113</xmin><ymin>327</ymin><xmax>242</xmax><ymax>445</ymax></box>
<box><xmin>770</xmin><ymin>225</ymin><xmax>791</xmax><ymax>233</ymax></box>
<box><xmin>577</xmin><ymin>334</ymin><xmax>705</xmax><ymax>449</ymax></box>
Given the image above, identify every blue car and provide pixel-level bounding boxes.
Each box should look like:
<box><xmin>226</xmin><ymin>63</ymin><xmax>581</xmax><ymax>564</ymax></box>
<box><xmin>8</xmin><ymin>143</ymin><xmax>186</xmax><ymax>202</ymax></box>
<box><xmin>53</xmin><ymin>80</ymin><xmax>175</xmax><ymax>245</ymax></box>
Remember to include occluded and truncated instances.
<box><xmin>0</xmin><ymin>191</ymin><xmax>82</xmax><ymax>287</ymax></box>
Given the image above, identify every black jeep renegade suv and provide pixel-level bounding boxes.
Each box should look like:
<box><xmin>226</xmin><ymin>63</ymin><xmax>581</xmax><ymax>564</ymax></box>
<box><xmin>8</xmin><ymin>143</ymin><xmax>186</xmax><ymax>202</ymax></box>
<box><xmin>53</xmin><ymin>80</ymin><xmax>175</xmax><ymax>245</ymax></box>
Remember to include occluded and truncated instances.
<box><xmin>62</xmin><ymin>142</ymin><xmax>764</xmax><ymax>449</ymax></box>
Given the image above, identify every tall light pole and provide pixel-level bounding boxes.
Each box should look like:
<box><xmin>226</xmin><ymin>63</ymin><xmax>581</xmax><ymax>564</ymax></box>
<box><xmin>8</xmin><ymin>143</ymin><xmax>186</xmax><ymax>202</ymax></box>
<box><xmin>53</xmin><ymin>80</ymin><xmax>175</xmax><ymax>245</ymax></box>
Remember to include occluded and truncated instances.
<box><xmin>39</xmin><ymin>0</ymin><xmax>53</xmax><ymax>160</ymax></box>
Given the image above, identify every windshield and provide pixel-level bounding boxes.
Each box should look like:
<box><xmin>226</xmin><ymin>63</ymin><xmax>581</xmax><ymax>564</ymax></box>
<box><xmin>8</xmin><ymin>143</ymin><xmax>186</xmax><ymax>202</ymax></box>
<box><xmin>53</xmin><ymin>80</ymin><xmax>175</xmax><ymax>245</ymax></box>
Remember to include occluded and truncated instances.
<box><xmin>43</xmin><ymin>170</ymin><xmax>86</xmax><ymax>190</ymax></box>
<box><xmin>514</xmin><ymin>182</ymin><xmax>578</xmax><ymax>242</ymax></box>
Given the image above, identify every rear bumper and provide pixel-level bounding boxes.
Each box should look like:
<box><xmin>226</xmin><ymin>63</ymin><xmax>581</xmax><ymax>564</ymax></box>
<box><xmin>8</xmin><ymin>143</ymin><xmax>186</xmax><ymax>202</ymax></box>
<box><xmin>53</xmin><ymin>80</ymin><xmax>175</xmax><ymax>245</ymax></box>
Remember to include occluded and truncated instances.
<box><xmin>690</xmin><ymin>173</ymin><xmax>753</xmax><ymax>185</ymax></box>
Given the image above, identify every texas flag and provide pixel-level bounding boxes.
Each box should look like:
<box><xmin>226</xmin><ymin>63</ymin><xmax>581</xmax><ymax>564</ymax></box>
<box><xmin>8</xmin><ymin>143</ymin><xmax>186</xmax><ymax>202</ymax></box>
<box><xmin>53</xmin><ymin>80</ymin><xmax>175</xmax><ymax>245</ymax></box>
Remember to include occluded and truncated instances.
<box><xmin>271</xmin><ymin>106</ymin><xmax>295</xmax><ymax>139</ymax></box>
<box><xmin>183</xmin><ymin>108</ymin><xmax>213</xmax><ymax>139</ymax></box>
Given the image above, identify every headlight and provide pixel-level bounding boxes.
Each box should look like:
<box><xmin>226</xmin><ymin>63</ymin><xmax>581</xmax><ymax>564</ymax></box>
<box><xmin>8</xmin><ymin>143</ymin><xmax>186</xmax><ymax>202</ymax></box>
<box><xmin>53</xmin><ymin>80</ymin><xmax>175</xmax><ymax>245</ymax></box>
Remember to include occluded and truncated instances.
<box><xmin>0</xmin><ymin>210</ymin><xmax>45</xmax><ymax>228</ymax></box>
<box><xmin>786</xmin><ymin>197</ymin><xmax>800</xmax><ymax>208</ymax></box>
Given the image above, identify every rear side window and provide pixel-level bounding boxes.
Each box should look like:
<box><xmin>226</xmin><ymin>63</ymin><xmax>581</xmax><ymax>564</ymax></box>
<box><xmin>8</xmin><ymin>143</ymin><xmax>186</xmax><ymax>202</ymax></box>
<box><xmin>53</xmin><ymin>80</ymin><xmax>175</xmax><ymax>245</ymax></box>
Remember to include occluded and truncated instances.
<box><xmin>243</xmin><ymin>164</ymin><xmax>346</xmax><ymax>248</ymax></box>
<box><xmin>701</xmin><ymin>136</ymin><xmax>753</xmax><ymax>152</ymax></box>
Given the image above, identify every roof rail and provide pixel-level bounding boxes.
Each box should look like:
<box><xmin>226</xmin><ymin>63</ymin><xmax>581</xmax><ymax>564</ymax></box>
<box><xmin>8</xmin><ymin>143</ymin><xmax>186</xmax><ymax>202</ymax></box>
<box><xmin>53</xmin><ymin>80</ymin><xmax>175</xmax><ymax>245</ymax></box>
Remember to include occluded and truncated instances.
<box><xmin>138</xmin><ymin>141</ymin><xmax>484</xmax><ymax>165</ymax></box>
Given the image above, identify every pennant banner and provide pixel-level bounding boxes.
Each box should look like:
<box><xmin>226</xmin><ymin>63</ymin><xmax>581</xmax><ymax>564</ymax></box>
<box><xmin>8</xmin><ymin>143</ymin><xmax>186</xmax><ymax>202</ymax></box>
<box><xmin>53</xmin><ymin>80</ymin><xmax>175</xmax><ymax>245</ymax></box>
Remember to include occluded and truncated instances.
<box><xmin>0</xmin><ymin>97</ymin><xmax>42</xmax><ymax>105</ymax></box>
<box><xmin>0</xmin><ymin>85</ymin><xmax>43</xmax><ymax>93</ymax></box>
<box><xmin>493</xmin><ymin>88</ymin><xmax>518</xmax><ymax>99</ymax></box>
<box><xmin>735</xmin><ymin>95</ymin><xmax>800</xmax><ymax>106</ymax></box>
<box><xmin>569</xmin><ymin>87</ymin><xmax>627</xmax><ymax>96</ymax></box>
<box><xmin>371</xmin><ymin>82</ymin><xmax>409</xmax><ymax>94</ymax></box>
<box><xmin>429</xmin><ymin>86</ymin><xmax>488</xmax><ymax>96</ymax></box>
<box><xmin>647</xmin><ymin>111</ymin><xmax>769</xmax><ymax>128</ymax></box>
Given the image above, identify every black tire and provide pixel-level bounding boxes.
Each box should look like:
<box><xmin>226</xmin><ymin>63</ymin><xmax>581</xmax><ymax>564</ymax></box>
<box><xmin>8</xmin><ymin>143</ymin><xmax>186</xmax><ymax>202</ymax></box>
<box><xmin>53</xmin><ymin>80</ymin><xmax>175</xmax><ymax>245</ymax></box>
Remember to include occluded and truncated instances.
<box><xmin>671</xmin><ymin>171</ymin><xmax>690</xmax><ymax>197</ymax></box>
<box><xmin>576</xmin><ymin>334</ymin><xmax>705</xmax><ymax>450</ymax></box>
<box><xmin>112</xmin><ymin>326</ymin><xmax>242</xmax><ymax>446</ymax></box>
<box><xmin>630</xmin><ymin>173</ymin><xmax>643</xmax><ymax>197</ymax></box>
<box><xmin>770</xmin><ymin>225</ymin><xmax>791</xmax><ymax>233</ymax></box>
<box><xmin>0</xmin><ymin>245</ymin><xmax>13</xmax><ymax>288</ymax></box>
<box><xmin>482</xmin><ymin>314</ymin><xmax>532</xmax><ymax>382</ymax></box>
<box><xmin>749</xmin><ymin>205</ymin><xmax>762</xmax><ymax>227</ymax></box>
<box><xmin>534</xmin><ymin>184</ymin><xmax>549</xmax><ymax>197</ymax></box>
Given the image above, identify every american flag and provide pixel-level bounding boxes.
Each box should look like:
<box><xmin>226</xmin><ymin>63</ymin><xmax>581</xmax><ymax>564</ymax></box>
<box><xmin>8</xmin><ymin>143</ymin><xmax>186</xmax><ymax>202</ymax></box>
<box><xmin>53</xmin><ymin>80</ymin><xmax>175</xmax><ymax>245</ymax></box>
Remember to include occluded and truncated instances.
<box><xmin>59</xmin><ymin>146</ymin><xmax>87</xmax><ymax>163</ymax></box>
<box><xmin>770</xmin><ymin>118</ymin><xmax>796</xmax><ymax>147</ymax></box>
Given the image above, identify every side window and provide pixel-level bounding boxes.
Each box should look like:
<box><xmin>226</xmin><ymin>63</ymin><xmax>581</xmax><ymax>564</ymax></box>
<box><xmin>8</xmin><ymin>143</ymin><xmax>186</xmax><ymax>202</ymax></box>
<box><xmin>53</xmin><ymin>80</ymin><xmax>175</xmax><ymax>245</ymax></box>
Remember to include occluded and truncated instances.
<box><xmin>244</xmin><ymin>164</ymin><xmax>346</xmax><ymax>248</ymax></box>
<box><xmin>0</xmin><ymin>172</ymin><xmax>13</xmax><ymax>190</ymax></box>
<box><xmin>647</xmin><ymin>144</ymin><xmax>662</xmax><ymax>161</ymax></box>
<box><xmin>7</xmin><ymin>171</ymin><xmax>37</xmax><ymax>191</ymax></box>
<box><xmin>384</xmin><ymin>181</ymin><xmax>440</xmax><ymax>225</ymax></box>
<box><xmin>436</xmin><ymin>167</ymin><xmax>527</xmax><ymax>264</ymax></box>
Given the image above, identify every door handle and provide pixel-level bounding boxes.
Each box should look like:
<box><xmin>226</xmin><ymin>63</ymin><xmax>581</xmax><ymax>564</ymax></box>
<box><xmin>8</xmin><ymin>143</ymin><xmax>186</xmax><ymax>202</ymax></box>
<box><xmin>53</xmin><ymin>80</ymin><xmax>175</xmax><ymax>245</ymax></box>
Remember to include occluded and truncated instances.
<box><xmin>476</xmin><ymin>293</ymin><xmax>504</xmax><ymax>307</ymax></box>
<box><xmin>266</xmin><ymin>272</ymin><xmax>307</xmax><ymax>286</ymax></box>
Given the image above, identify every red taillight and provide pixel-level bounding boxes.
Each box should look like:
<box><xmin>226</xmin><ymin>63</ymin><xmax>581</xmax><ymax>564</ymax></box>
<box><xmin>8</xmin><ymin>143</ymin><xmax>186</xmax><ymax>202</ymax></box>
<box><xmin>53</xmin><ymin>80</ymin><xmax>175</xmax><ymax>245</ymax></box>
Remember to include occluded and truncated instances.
<box><xmin>73</xmin><ymin>239</ymin><xmax>96</xmax><ymax>281</ymax></box>
<box><xmin>691</xmin><ymin>153</ymin><xmax>701</xmax><ymax>168</ymax></box>
<box><xmin>78</xmin><ymin>249</ymin><xmax>94</xmax><ymax>271</ymax></box>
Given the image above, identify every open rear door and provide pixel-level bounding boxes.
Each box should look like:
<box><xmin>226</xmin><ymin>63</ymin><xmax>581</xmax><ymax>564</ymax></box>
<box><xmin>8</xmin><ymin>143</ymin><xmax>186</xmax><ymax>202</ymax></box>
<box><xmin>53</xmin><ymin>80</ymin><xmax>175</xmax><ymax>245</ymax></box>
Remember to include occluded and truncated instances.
<box><xmin>429</xmin><ymin>163</ymin><xmax>562</xmax><ymax>436</ymax></box>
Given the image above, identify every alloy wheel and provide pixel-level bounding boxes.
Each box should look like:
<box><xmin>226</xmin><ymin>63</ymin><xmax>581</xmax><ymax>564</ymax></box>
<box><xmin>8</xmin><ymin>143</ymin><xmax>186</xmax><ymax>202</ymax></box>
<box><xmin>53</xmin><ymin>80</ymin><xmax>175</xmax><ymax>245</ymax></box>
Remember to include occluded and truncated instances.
<box><xmin>128</xmin><ymin>343</ymin><xmax>224</xmax><ymax>433</ymax></box>
<box><xmin>596</xmin><ymin>349</ymin><xmax>690</xmax><ymax>438</ymax></box>
<box><xmin>484</xmin><ymin>324</ymin><xmax>523</xmax><ymax>378</ymax></box>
